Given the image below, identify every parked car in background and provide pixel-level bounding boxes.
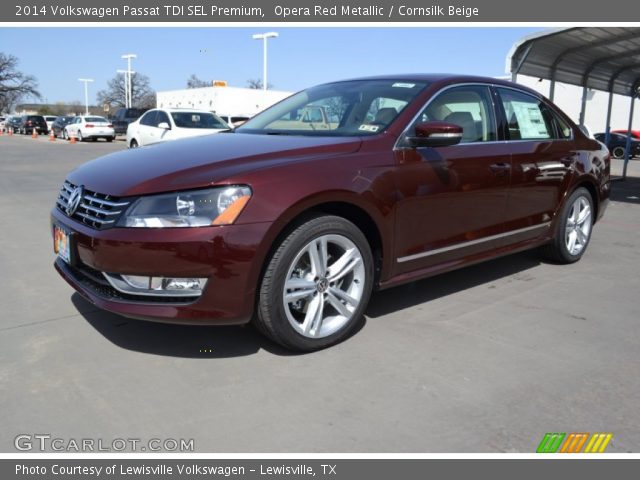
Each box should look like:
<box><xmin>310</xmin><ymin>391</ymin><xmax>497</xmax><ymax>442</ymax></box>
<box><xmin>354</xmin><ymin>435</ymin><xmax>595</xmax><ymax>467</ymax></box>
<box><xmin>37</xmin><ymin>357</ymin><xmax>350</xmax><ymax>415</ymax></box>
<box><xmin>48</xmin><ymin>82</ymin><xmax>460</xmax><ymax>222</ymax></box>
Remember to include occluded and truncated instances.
<box><xmin>0</xmin><ymin>116</ymin><xmax>5</xmax><ymax>132</ymax></box>
<box><xmin>126</xmin><ymin>108</ymin><xmax>229</xmax><ymax>148</ymax></box>
<box><xmin>51</xmin><ymin>74</ymin><xmax>610</xmax><ymax>351</ymax></box>
<box><xmin>51</xmin><ymin>116</ymin><xmax>75</xmax><ymax>138</ymax></box>
<box><xmin>611</xmin><ymin>129</ymin><xmax>640</xmax><ymax>140</ymax></box>
<box><xmin>110</xmin><ymin>108</ymin><xmax>148</xmax><ymax>135</ymax></box>
<box><xmin>594</xmin><ymin>132</ymin><xmax>640</xmax><ymax>158</ymax></box>
<box><xmin>63</xmin><ymin>116</ymin><xmax>115</xmax><ymax>142</ymax></box>
<box><xmin>44</xmin><ymin>116</ymin><xmax>58</xmax><ymax>132</ymax></box>
<box><xmin>18</xmin><ymin>115</ymin><xmax>48</xmax><ymax>135</ymax></box>
<box><xmin>6</xmin><ymin>116</ymin><xmax>22</xmax><ymax>132</ymax></box>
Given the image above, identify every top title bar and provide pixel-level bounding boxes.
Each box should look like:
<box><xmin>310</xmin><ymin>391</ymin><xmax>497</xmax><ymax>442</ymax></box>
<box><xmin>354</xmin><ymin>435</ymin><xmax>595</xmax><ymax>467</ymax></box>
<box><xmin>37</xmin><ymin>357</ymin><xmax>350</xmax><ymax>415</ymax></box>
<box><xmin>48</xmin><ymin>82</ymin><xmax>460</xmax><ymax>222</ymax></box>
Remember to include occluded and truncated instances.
<box><xmin>2</xmin><ymin>0</ymin><xmax>636</xmax><ymax>23</ymax></box>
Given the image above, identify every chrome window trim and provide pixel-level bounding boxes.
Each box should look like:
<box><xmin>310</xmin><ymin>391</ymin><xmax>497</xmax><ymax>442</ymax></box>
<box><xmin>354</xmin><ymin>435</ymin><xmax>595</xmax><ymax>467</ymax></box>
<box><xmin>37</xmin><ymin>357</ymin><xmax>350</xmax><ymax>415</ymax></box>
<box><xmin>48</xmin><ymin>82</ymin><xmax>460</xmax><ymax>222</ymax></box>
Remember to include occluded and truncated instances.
<box><xmin>394</xmin><ymin>82</ymin><xmax>574</xmax><ymax>150</ymax></box>
<box><xmin>396</xmin><ymin>222</ymin><xmax>551</xmax><ymax>263</ymax></box>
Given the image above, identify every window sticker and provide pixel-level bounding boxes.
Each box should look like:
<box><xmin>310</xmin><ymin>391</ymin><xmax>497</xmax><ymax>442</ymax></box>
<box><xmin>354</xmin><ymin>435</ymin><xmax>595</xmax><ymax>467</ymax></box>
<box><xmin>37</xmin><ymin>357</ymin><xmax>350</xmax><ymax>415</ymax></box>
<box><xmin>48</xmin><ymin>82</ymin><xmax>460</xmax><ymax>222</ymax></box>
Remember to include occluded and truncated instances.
<box><xmin>359</xmin><ymin>124</ymin><xmax>380</xmax><ymax>132</ymax></box>
<box><xmin>392</xmin><ymin>83</ymin><xmax>416</xmax><ymax>88</ymax></box>
<box><xmin>511</xmin><ymin>101</ymin><xmax>549</xmax><ymax>138</ymax></box>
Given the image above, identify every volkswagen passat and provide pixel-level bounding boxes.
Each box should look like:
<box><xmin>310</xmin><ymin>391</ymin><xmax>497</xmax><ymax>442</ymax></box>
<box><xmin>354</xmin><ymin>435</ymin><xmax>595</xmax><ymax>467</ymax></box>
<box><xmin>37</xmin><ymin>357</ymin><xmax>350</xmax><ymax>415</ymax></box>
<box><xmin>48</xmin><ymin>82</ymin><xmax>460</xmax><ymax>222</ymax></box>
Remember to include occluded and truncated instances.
<box><xmin>52</xmin><ymin>75</ymin><xmax>610</xmax><ymax>351</ymax></box>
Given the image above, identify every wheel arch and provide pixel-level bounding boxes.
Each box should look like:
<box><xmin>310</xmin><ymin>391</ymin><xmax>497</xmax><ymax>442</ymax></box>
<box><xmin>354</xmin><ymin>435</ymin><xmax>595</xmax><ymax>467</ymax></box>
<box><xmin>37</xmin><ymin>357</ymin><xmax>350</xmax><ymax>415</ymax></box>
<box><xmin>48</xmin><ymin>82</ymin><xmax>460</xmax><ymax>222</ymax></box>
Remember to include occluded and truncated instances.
<box><xmin>250</xmin><ymin>193</ymin><xmax>391</xmax><ymax>299</ymax></box>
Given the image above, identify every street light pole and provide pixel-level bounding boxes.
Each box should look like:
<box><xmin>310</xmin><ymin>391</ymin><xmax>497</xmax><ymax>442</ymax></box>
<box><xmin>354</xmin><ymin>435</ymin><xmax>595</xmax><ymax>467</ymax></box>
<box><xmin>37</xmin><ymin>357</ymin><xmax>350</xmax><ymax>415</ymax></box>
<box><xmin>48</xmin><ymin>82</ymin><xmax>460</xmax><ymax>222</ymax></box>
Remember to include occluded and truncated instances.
<box><xmin>78</xmin><ymin>78</ymin><xmax>94</xmax><ymax>116</ymax></box>
<box><xmin>117</xmin><ymin>69</ymin><xmax>135</xmax><ymax>108</ymax></box>
<box><xmin>252</xmin><ymin>32</ymin><xmax>278</xmax><ymax>91</ymax></box>
<box><xmin>121</xmin><ymin>53</ymin><xmax>137</xmax><ymax>107</ymax></box>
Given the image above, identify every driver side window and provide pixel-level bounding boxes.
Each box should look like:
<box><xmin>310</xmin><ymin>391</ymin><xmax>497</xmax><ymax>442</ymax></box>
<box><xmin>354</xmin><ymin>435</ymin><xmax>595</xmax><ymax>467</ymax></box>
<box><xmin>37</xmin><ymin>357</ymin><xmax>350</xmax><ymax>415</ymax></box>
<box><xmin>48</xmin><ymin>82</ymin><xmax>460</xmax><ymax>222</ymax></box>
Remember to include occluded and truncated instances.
<box><xmin>414</xmin><ymin>86</ymin><xmax>497</xmax><ymax>143</ymax></box>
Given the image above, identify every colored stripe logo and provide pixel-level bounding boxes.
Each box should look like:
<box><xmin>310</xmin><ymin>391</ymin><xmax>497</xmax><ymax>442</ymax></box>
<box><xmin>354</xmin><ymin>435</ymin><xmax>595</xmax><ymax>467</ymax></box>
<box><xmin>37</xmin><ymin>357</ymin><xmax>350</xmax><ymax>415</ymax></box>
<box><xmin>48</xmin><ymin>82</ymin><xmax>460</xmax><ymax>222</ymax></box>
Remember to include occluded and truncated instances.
<box><xmin>537</xmin><ymin>433</ymin><xmax>612</xmax><ymax>453</ymax></box>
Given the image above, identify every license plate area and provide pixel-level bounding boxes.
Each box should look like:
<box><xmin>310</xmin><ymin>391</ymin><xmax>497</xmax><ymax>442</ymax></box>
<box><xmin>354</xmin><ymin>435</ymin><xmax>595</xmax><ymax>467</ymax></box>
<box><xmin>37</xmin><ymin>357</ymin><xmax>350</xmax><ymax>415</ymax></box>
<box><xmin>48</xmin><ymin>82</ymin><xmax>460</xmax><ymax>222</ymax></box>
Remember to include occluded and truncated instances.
<box><xmin>53</xmin><ymin>224</ymin><xmax>74</xmax><ymax>264</ymax></box>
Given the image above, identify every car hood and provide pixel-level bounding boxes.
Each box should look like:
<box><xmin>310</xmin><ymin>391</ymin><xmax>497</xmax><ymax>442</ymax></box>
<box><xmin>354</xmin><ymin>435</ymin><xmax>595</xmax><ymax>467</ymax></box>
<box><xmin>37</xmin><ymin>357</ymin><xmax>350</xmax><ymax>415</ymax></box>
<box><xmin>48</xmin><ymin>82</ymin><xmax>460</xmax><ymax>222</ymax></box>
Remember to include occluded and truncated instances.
<box><xmin>67</xmin><ymin>133</ymin><xmax>363</xmax><ymax>196</ymax></box>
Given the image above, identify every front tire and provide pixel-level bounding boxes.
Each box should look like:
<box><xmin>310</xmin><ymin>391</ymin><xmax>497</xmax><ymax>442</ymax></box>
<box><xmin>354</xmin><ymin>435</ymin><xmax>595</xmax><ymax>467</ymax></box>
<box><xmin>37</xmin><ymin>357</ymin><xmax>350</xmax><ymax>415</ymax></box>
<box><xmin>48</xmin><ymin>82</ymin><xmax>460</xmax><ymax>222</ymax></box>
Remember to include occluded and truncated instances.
<box><xmin>541</xmin><ymin>187</ymin><xmax>594</xmax><ymax>264</ymax></box>
<box><xmin>129</xmin><ymin>139</ymin><xmax>138</xmax><ymax>148</ymax></box>
<box><xmin>256</xmin><ymin>215</ymin><xmax>374</xmax><ymax>351</ymax></box>
<box><xmin>77</xmin><ymin>130</ymin><xmax>84</xmax><ymax>142</ymax></box>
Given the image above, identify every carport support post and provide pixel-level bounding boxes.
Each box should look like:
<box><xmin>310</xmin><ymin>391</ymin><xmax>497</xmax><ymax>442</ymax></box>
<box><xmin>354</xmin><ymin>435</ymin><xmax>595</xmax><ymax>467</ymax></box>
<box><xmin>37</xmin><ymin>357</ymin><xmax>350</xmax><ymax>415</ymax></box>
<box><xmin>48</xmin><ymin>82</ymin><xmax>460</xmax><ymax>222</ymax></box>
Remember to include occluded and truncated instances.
<box><xmin>578</xmin><ymin>86</ymin><xmax>588</xmax><ymax>127</ymax></box>
<box><xmin>623</xmin><ymin>95</ymin><xmax>635</xmax><ymax>180</ymax></box>
<box><xmin>604</xmin><ymin>91</ymin><xmax>614</xmax><ymax>145</ymax></box>
<box><xmin>549</xmin><ymin>79</ymin><xmax>556</xmax><ymax>102</ymax></box>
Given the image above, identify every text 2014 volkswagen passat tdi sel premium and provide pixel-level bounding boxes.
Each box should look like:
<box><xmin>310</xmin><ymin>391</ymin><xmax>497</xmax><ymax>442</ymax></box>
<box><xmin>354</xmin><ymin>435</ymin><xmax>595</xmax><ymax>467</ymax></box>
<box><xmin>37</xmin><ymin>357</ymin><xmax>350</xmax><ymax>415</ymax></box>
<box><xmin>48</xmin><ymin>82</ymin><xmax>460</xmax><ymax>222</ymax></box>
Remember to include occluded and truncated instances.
<box><xmin>52</xmin><ymin>75</ymin><xmax>610</xmax><ymax>351</ymax></box>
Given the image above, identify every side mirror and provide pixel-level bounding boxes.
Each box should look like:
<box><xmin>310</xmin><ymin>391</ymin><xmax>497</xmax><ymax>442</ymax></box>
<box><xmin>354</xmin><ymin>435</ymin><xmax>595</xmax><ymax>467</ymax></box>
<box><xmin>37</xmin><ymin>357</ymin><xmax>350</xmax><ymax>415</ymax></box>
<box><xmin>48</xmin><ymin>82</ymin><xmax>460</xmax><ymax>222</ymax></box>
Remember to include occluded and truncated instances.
<box><xmin>157</xmin><ymin>122</ymin><xmax>171</xmax><ymax>130</ymax></box>
<box><xmin>406</xmin><ymin>121</ymin><xmax>463</xmax><ymax>147</ymax></box>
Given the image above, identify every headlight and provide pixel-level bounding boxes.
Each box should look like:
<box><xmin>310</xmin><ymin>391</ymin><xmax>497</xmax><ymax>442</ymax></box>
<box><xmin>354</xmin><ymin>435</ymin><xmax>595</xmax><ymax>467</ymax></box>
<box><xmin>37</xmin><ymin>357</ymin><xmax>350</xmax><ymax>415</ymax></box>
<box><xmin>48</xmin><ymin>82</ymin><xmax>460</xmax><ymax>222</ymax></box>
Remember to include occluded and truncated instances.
<box><xmin>117</xmin><ymin>186</ymin><xmax>252</xmax><ymax>228</ymax></box>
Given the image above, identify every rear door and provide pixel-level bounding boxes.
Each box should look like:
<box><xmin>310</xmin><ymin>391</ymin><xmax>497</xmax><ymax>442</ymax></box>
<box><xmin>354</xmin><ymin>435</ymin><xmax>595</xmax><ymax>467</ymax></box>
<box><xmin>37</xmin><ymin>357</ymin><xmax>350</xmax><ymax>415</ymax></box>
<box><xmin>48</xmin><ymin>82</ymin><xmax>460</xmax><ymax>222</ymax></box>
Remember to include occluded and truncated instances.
<box><xmin>494</xmin><ymin>87</ymin><xmax>573</xmax><ymax>243</ymax></box>
<box><xmin>393</xmin><ymin>84</ymin><xmax>512</xmax><ymax>275</ymax></box>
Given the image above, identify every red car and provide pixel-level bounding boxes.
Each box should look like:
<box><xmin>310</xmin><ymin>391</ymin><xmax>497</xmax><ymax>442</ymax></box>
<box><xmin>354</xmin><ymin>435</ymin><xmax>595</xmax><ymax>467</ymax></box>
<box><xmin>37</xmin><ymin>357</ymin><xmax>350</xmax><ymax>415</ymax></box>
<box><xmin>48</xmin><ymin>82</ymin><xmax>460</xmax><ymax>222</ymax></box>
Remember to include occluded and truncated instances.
<box><xmin>611</xmin><ymin>129</ymin><xmax>640</xmax><ymax>140</ymax></box>
<box><xmin>52</xmin><ymin>75</ymin><xmax>610</xmax><ymax>351</ymax></box>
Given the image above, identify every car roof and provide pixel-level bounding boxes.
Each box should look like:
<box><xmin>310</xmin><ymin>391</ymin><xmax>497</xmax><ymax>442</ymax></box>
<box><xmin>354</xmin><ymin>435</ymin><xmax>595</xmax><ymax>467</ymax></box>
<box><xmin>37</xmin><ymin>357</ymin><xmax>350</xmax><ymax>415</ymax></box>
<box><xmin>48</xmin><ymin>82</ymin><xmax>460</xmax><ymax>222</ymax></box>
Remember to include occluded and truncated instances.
<box><xmin>327</xmin><ymin>73</ymin><xmax>544</xmax><ymax>98</ymax></box>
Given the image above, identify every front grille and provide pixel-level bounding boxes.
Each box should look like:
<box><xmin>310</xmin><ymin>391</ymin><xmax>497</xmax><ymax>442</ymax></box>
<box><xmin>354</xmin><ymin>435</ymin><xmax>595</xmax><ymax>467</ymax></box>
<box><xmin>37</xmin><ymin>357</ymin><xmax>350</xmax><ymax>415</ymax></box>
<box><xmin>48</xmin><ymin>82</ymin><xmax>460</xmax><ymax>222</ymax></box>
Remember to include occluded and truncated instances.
<box><xmin>56</xmin><ymin>181</ymin><xmax>130</xmax><ymax>230</ymax></box>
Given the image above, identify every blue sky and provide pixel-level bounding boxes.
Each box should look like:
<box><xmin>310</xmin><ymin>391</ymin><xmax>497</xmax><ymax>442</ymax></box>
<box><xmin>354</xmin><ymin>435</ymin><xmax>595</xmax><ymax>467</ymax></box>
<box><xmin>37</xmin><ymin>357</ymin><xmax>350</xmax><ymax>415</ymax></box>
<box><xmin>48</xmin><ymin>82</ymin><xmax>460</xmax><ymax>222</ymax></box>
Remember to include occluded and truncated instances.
<box><xmin>0</xmin><ymin>27</ymin><xmax>543</xmax><ymax>104</ymax></box>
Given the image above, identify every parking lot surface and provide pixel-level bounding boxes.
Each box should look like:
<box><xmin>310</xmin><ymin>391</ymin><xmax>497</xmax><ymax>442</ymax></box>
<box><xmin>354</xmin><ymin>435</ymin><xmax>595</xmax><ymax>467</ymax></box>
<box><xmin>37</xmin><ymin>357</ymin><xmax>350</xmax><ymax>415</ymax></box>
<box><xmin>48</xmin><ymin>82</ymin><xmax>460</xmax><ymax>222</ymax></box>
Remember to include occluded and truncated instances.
<box><xmin>1</xmin><ymin>133</ymin><xmax>639</xmax><ymax>452</ymax></box>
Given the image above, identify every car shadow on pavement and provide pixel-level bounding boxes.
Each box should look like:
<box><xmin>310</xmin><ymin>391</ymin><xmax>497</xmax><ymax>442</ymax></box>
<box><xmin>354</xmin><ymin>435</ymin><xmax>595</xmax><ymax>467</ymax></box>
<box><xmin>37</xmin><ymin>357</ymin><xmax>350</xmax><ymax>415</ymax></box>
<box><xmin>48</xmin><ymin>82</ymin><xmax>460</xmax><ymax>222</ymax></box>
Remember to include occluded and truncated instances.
<box><xmin>366</xmin><ymin>251</ymin><xmax>541</xmax><ymax>318</ymax></box>
<box><xmin>611</xmin><ymin>175</ymin><xmax>640</xmax><ymax>204</ymax></box>
<box><xmin>71</xmin><ymin>294</ymin><xmax>296</xmax><ymax>358</ymax></box>
<box><xmin>72</xmin><ymin>252</ymin><xmax>536</xmax><ymax>357</ymax></box>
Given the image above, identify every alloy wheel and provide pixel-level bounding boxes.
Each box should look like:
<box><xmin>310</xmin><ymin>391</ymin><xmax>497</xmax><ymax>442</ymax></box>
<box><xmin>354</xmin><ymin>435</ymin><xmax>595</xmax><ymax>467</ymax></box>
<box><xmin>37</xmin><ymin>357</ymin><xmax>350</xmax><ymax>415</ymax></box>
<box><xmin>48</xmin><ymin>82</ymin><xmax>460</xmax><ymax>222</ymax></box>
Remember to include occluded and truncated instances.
<box><xmin>282</xmin><ymin>234</ymin><xmax>366</xmax><ymax>339</ymax></box>
<box><xmin>565</xmin><ymin>196</ymin><xmax>592</xmax><ymax>256</ymax></box>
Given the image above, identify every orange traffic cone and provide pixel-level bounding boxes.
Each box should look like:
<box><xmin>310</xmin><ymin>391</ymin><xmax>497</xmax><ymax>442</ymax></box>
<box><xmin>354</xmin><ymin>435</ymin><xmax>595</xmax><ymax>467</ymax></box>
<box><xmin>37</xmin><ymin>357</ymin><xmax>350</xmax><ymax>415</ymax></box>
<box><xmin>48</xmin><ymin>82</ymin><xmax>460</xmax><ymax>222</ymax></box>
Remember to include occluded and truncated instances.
<box><xmin>70</xmin><ymin>133</ymin><xmax>77</xmax><ymax>144</ymax></box>
<box><xmin>0</xmin><ymin>128</ymin><xmax>3</xmax><ymax>136</ymax></box>
<box><xmin>31</xmin><ymin>128</ymin><xmax>37</xmax><ymax>139</ymax></box>
<box><xmin>49</xmin><ymin>130</ymin><xmax>55</xmax><ymax>142</ymax></box>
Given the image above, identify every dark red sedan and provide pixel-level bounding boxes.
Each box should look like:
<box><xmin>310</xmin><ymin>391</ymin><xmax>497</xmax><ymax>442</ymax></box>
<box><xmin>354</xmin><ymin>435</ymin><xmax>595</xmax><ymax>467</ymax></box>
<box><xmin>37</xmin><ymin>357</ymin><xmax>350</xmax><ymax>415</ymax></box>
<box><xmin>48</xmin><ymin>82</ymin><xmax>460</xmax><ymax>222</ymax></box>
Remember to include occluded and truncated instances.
<box><xmin>52</xmin><ymin>75</ymin><xmax>610</xmax><ymax>351</ymax></box>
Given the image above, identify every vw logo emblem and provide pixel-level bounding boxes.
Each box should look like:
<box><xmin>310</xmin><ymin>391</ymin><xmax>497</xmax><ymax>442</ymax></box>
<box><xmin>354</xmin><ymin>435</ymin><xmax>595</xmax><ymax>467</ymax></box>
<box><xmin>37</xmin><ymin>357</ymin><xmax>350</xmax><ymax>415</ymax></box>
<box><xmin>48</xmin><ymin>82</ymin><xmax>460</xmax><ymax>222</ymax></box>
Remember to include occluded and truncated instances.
<box><xmin>66</xmin><ymin>185</ymin><xmax>84</xmax><ymax>216</ymax></box>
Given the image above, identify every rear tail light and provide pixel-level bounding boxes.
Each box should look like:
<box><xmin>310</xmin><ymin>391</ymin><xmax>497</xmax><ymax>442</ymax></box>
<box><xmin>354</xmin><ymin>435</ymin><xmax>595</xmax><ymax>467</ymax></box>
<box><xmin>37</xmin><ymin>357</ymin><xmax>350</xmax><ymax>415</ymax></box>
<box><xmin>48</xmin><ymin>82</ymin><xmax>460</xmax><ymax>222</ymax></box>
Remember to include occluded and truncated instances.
<box><xmin>107</xmin><ymin>124</ymin><xmax>113</xmax><ymax>128</ymax></box>
<box><xmin>85</xmin><ymin>124</ymin><xmax>94</xmax><ymax>128</ymax></box>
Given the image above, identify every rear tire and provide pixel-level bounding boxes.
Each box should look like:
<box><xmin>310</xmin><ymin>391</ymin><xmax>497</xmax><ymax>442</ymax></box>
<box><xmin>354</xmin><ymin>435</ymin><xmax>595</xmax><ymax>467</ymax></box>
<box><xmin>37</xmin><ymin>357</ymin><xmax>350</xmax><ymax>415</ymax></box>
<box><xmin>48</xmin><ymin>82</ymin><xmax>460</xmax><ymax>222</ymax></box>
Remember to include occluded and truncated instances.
<box><xmin>540</xmin><ymin>187</ymin><xmax>594</xmax><ymax>264</ymax></box>
<box><xmin>255</xmin><ymin>215</ymin><xmax>373</xmax><ymax>352</ymax></box>
<box><xmin>612</xmin><ymin>146</ymin><xmax>625</xmax><ymax>159</ymax></box>
<box><xmin>129</xmin><ymin>139</ymin><xmax>138</xmax><ymax>148</ymax></box>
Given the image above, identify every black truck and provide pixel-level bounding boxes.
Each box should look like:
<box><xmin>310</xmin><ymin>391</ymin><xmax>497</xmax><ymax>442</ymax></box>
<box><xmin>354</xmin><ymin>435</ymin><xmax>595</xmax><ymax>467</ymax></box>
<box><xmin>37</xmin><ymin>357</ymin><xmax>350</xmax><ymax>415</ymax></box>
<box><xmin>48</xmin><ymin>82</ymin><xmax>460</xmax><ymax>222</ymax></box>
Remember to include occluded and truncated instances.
<box><xmin>110</xmin><ymin>108</ymin><xmax>148</xmax><ymax>135</ymax></box>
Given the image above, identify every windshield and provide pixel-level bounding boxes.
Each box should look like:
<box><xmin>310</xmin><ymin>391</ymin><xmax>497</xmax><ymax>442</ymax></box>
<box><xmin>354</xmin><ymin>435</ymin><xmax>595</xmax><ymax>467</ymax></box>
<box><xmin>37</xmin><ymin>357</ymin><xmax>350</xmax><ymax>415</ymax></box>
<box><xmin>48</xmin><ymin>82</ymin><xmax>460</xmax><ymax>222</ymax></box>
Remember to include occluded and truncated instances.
<box><xmin>171</xmin><ymin>112</ymin><xmax>228</xmax><ymax>129</ymax></box>
<box><xmin>237</xmin><ymin>79</ymin><xmax>428</xmax><ymax>137</ymax></box>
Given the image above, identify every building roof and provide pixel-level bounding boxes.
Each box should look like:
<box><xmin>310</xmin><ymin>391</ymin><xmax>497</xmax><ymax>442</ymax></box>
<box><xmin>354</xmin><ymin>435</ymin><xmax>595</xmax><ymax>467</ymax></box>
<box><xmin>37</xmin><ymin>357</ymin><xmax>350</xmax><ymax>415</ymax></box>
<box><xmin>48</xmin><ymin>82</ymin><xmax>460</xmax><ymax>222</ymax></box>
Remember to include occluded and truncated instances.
<box><xmin>507</xmin><ymin>27</ymin><xmax>640</xmax><ymax>96</ymax></box>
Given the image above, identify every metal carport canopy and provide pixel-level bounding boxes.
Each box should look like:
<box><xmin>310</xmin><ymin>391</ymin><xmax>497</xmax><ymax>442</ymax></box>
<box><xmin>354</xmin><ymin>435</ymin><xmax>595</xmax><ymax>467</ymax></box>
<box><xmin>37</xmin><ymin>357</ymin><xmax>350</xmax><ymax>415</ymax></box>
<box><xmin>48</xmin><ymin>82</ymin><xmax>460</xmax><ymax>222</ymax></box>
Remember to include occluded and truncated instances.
<box><xmin>507</xmin><ymin>27</ymin><xmax>640</xmax><ymax>179</ymax></box>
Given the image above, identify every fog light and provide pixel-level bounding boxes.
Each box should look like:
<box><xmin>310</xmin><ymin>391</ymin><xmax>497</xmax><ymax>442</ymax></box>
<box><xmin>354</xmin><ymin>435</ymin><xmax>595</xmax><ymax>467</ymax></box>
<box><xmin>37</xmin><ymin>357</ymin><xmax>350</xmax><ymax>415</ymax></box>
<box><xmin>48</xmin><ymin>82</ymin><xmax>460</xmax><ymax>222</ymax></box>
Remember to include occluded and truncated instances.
<box><xmin>104</xmin><ymin>273</ymin><xmax>207</xmax><ymax>297</ymax></box>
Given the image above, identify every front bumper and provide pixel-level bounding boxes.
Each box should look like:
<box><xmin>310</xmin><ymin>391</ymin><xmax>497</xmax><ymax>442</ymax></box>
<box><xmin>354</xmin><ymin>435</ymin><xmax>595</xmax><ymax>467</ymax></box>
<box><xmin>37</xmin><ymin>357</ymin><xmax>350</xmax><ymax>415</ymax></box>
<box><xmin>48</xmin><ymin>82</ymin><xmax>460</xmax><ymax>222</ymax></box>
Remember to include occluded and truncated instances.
<box><xmin>51</xmin><ymin>207</ymin><xmax>272</xmax><ymax>325</ymax></box>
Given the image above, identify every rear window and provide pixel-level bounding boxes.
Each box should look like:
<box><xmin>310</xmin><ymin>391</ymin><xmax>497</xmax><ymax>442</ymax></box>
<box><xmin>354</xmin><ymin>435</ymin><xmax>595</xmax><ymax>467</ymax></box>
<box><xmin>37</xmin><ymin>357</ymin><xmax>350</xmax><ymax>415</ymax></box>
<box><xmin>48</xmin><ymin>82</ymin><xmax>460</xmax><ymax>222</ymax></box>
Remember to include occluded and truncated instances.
<box><xmin>170</xmin><ymin>112</ymin><xmax>228</xmax><ymax>129</ymax></box>
<box><xmin>125</xmin><ymin>109</ymin><xmax>146</xmax><ymax>119</ymax></box>
<box><xmin>85</xmin><ymin>117</ymin><xmax>108</xmax><ymax>123</ymax></box>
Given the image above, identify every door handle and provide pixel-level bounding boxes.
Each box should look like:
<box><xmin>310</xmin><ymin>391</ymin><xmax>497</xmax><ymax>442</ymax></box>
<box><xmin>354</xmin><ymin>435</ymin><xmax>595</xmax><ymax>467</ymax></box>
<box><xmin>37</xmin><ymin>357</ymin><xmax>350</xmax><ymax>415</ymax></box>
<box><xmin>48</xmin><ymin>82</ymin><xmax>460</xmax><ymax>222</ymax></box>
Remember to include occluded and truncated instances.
<box><xmin>490</xmin><ymin>163</ymin><xmax>511</xmax><ymax>175</ymax></box>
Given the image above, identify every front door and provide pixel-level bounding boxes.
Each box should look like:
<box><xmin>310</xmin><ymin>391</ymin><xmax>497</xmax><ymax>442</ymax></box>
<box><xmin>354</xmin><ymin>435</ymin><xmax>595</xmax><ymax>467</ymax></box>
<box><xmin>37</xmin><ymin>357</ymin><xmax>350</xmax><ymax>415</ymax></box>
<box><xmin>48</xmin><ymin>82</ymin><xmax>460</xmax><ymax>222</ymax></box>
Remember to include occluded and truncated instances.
<box><xmin>393</xmin><ymin>84</ymin><xmax>512</xmax><ymax>275</ymax></box>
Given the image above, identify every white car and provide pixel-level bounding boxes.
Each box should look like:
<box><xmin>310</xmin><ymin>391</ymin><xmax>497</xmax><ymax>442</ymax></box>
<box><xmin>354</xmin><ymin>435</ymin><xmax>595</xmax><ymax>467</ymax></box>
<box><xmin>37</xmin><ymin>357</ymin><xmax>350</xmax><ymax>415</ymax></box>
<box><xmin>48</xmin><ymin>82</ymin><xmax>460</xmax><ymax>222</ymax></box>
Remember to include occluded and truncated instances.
<box><xmin>44</xmin><ymin>116</ymin><xmax>58</xmax><ymax>132</ymax></box>
<box><xmin>0</xmin><ymin>116</ymin><xmax>6</xmax><ymax>132</ymax></box>
<box><xmin>63</xmin><ymin>116</ymin><xmax>115</xmax><ymax>142</ymax></box>
<box><xmin>126</xmin><ymin>108</ymin><xmax>230</xmax><ymax>148</ymax></box>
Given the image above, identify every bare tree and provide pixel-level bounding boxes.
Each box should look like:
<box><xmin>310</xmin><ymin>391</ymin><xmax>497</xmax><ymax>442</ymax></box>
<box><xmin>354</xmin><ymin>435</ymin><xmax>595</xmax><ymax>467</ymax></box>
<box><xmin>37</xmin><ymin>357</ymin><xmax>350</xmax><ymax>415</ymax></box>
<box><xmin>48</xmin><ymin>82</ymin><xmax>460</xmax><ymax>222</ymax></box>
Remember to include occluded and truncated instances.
<box><xmin>0</xmin><ymin>53</ymin><xmax>41</xmax><ymax>113</ymax></box>
<box><xmin>187</xmin><ymin>74</ymin><xmax>210</xmax><ymax>89</ymax></box>
<box><xmin>96</xmin><ymin>72</ymin><xmax>155</xmax><ymax>109</ymax></box>
<box><xmin>246</xmin><ymin>78</ymin><xmax>273</xmax><ymax>90</ymax></box>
